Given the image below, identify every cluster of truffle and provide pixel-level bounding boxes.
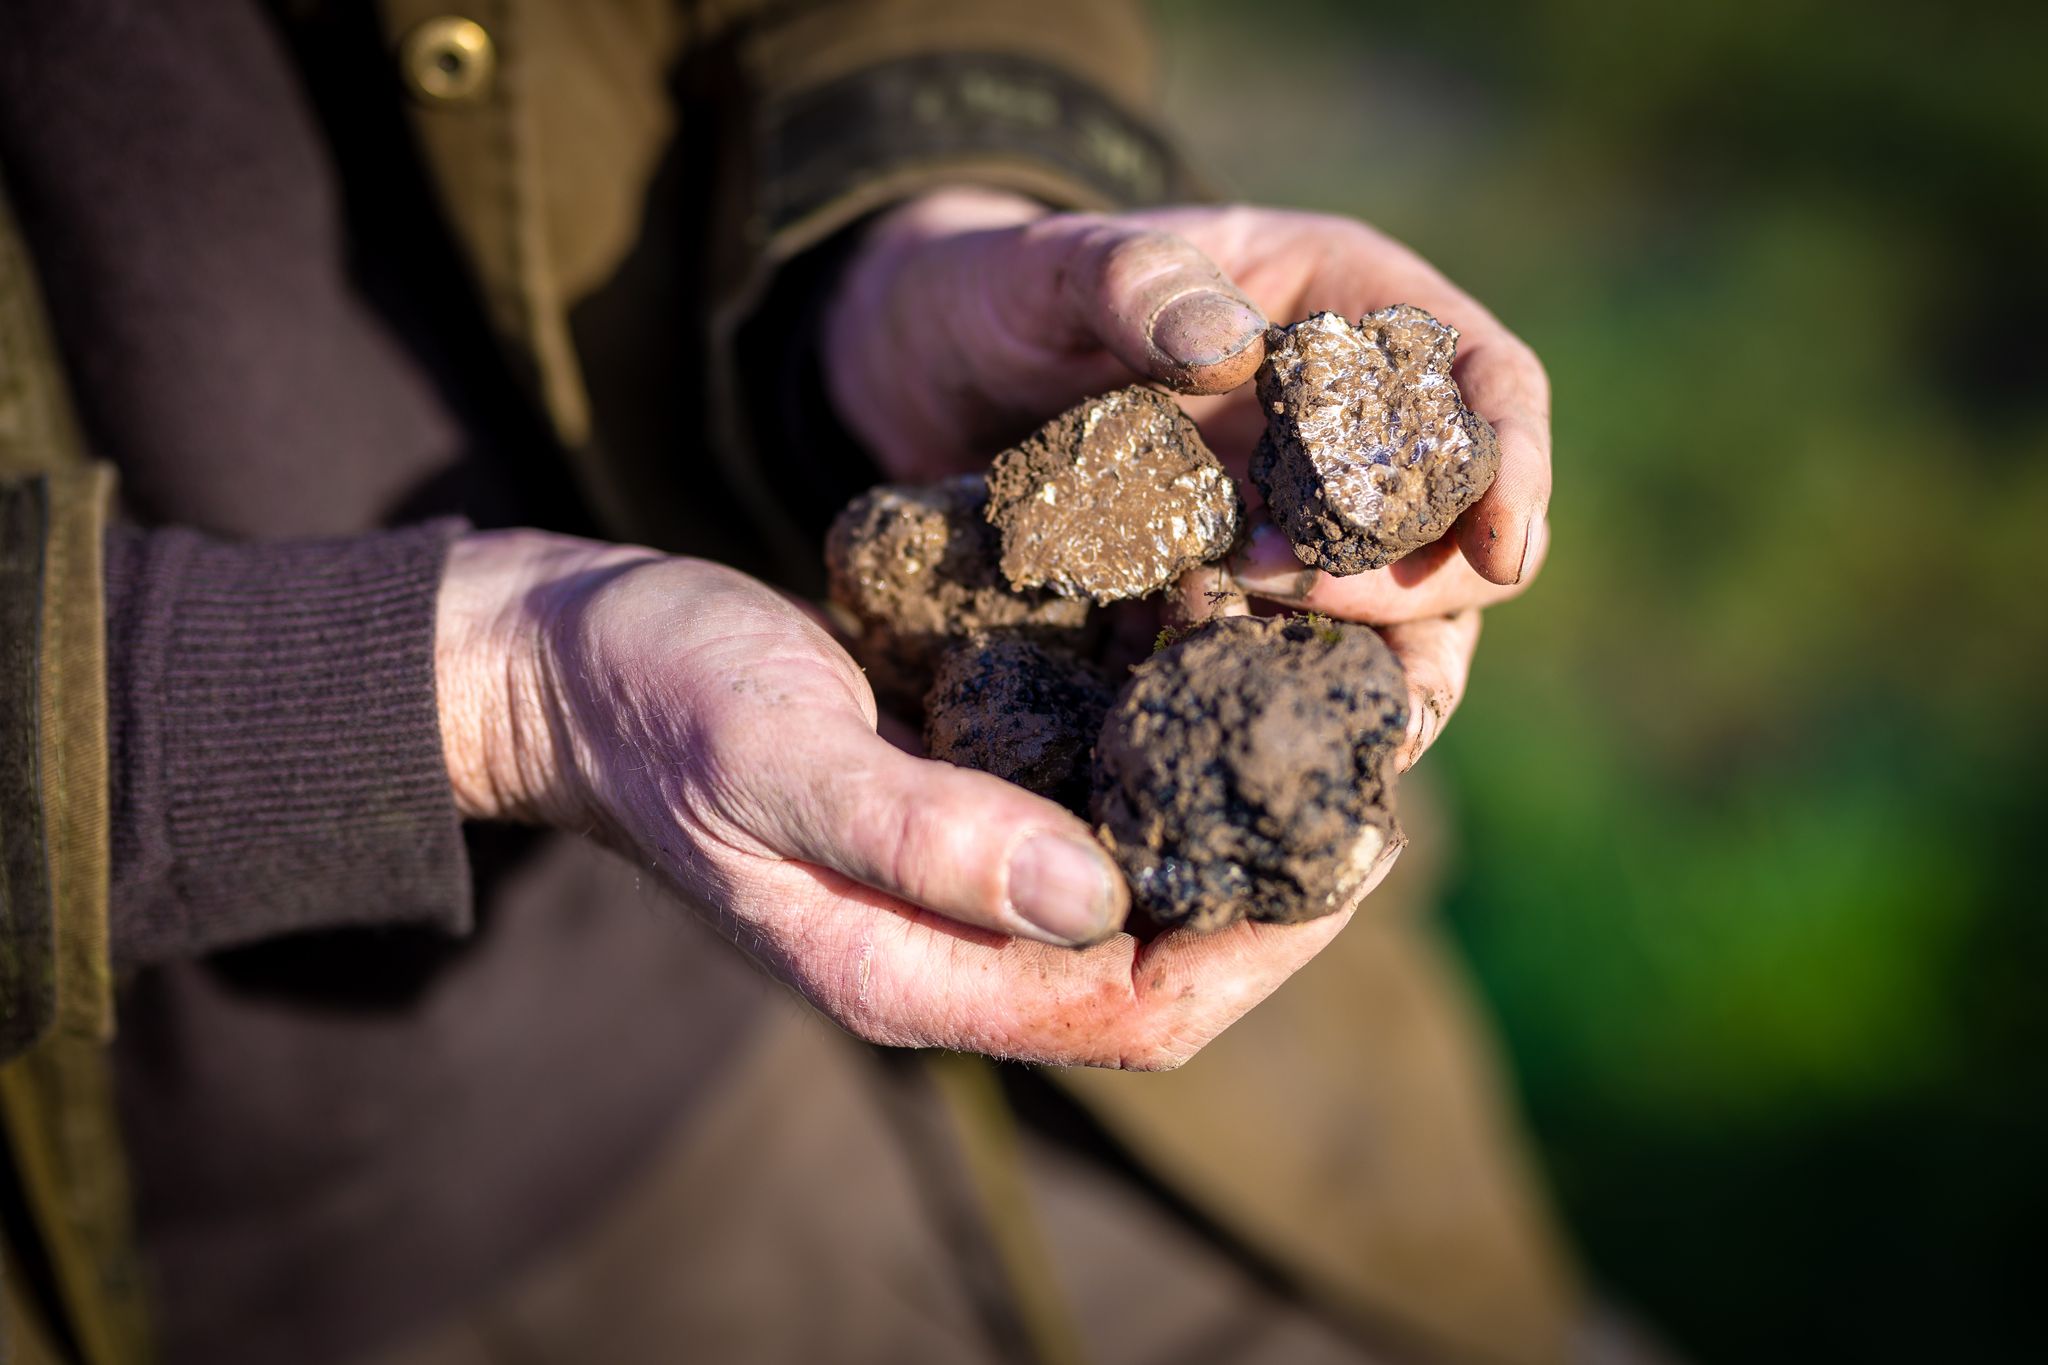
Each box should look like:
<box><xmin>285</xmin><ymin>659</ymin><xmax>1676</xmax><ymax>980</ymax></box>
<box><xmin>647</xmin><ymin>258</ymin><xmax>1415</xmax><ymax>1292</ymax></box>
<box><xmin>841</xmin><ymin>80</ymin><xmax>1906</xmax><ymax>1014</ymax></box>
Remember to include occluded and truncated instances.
<box><xmin>826</xmin><ymin>308</ymin><xmax>1499</xmax><ymax>933</ymax></box>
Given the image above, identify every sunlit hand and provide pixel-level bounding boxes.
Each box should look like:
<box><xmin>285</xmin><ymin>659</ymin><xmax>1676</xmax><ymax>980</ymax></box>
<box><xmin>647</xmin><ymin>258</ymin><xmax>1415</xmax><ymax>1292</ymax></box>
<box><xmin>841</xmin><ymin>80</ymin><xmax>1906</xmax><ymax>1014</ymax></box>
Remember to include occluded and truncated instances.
<box><xmin>823</xmin><ymin>189</ymin><xmax>1552</xmax><ymax>625</ymax></box>
<box><xmin>435</xmin><ymin>530</ymin><xmax>1427</xmax><ymax>1068</ymax></box>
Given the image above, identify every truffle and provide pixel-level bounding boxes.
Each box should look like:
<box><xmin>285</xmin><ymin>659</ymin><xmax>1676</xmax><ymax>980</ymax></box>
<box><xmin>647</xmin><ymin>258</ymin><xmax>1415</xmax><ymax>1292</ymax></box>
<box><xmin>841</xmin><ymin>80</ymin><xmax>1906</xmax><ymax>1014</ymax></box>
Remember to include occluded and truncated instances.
<box><xmin>985</xmin><ymin>386</ymin><xmax>1243</xmax><ymax>604</ymax></box>
<box><xmin>924</xmin><ymin>635</ymin><xmax>1113</xmax><ymax>814</ymax></box>
<box><xmin>1090</xmin><ymin>614</ymin><xmax>1407</xmax><ymax>933</ymax></box>
<box><xmin>826</xmin><ymin>475</ymin><xmax>1089</xmax><ymax>707</ymax></box>
<box><xmin>1251</xmin><ymin>306</ymin><xmax>1501</xmax><ymax>576</ymax></box>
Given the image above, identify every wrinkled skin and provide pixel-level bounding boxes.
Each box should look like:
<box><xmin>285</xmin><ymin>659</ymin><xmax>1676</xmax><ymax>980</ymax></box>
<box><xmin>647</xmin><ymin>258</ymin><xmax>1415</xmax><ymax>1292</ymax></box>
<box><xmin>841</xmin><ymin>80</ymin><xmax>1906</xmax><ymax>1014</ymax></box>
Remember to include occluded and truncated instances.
<box><xmin>826</xmin><ymin>191</ymin><xmax>1552</xmax><ymax>614</ymax></box>
<box><xmin>439</xmin><ymin>532</ymin><xmax>1416</xmax><ymax>1067</ymax></box>
<box><xmin>436</xmin><ymin>190</ymin><xmax>1543</xmax><ymax>1069</ymax></box>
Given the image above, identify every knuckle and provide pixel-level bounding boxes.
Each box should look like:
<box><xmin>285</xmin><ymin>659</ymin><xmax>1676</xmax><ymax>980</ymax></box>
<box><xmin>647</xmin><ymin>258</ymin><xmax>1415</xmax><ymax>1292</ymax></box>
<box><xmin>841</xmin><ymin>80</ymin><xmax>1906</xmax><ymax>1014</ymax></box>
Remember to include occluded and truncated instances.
<box><xmin>876</xmin><ymin>795</ymin><xmax>936</xmax><ymax>900</ymax></box>
<box><xmin>1095</xmin><ymin>228</ymin><xmax>1204</xmax><ymax>305</ymax></box>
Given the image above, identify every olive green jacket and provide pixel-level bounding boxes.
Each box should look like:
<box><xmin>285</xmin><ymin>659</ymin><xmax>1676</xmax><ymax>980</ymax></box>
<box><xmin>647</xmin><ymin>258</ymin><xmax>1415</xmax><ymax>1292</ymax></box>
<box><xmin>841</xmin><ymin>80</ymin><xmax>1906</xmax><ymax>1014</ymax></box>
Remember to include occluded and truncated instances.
<box><xmin>0</xmin><ymin>3</ymin><xmax>1582</xmax><ymax>1362</ymax></box>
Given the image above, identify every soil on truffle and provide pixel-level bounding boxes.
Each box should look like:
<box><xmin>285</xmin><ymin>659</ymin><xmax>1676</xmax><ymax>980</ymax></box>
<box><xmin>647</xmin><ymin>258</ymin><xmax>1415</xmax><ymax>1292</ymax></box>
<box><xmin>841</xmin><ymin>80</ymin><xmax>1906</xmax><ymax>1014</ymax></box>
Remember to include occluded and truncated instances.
<box><xmin>826</xmin><ymin>475</ymin><xmax>1091</xmax><ymax>708</ymax></box>
<box><xmin>1090</xmin><ymin>614</ymin><xmax>1408</xmax><ymax>933</ymax></box>
<box><xmin>985</xmin><ymin>386</ymin><xmax>1243</xmax><ymax>604</ymax></box>
<box><xmin>1252</xmin><ymin>307</ymin><xmax>1501</xmax><ymax>576</ymax></box>
<box><xmin>924</xmin><ymin>635</ymin><xmax>1114</xmax><ymax>814</ymax></box>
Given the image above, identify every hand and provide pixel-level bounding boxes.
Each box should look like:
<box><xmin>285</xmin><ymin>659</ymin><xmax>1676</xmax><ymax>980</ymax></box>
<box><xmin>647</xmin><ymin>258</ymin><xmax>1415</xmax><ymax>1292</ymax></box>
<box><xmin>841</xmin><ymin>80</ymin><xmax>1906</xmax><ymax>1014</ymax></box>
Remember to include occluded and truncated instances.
<box><xmin>434</xmin><ymin>529</ymin><xmax>1414</xmax><ymax>1068</ymax></box>
<box><xmin>823</xmin><ymin>190</ymin><xmax>1552</xmax><ymax>623</ymax></box>
<box><xmin>824</xmin><ymin>190</ymin><xmax>1530</xmax><ymax>774</ymax></box>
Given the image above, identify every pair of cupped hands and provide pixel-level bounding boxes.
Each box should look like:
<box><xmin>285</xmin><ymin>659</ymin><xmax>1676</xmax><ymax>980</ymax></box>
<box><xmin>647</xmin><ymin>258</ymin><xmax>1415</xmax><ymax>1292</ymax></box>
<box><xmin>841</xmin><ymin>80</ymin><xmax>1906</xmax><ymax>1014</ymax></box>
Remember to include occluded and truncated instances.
<box><xmin>436</xmin><ymin>188</ymin><xmax>1551</xmax><ymax>1069</ymax></box>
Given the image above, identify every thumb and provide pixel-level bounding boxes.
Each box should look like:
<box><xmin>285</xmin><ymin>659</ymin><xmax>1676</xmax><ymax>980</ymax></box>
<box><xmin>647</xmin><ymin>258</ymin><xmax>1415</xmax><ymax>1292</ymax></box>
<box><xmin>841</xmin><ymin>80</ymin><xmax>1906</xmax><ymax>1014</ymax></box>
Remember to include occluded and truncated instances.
<box><xmin>1036</xmin><ymin>214</ymin><xmax>1270</xmax><ymax>394</ymax></box>
<box><xmin>750</xmin><ymin>711</ymin><xmax>1129</xmax><ymax>948</ymax></box>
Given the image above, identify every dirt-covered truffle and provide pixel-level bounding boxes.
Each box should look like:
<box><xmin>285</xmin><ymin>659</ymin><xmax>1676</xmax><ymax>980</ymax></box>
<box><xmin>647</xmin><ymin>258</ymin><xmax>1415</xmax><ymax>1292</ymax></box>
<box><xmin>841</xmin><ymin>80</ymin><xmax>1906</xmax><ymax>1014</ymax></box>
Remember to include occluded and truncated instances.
<box><xmin>1251</xmin><ymin>307</ymin><xmax>1501</xmax><ymax>576</ymax></box>
<box><xmin>1090</xmin><ymin>614</ymin><xmax>1408</xmax><ymax>933</ymax></box>
<box><xmin>985</xmin><ymin>386</ymin><xmax>1243</xmax><ymax>604</ymax></box>
<box><xmin>826</xmin><ymin>475</ymin><xmax>1089</xmax><ymax>706</ymax></box>
<box><xmin>924</xmin><ymin>635</ymin><xmax>1113</xmax><ymax>813</ymax></box>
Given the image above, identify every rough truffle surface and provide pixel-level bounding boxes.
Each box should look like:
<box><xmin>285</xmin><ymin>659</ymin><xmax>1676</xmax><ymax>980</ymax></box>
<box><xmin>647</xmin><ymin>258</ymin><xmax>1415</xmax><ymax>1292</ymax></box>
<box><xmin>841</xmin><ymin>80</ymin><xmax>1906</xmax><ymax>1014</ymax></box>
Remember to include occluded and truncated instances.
<box><xmin>985</xmin><ymin>386</ymin><xmax>1242</xmax><ymax>604</ymax></box>
<box><xmin>924</xmin><ymin>636</ymin><xmax>1113</xmax><ymax>813</ymax></box>
<box><xmin>826</xmin><ymin>475</ymin><xmax>1088</xmax><ymax>706</ymax></box>
<box><xmin>1251</xmin><ymin>307</ymin><xmax>1501</xmax><ymax>575</ymax></box>
<box><xmin>1091</xmin><ymin>615</ymin><xmax>1408</xmax><ymax>933</ymax></box>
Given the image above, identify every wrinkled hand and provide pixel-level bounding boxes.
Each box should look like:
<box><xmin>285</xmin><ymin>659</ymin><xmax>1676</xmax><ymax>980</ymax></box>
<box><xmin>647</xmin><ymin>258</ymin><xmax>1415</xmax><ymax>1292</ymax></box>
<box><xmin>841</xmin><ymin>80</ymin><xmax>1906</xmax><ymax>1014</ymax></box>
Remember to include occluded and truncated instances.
<box><xmin>435</xmin><ymin>530</ymin><xmax>1411</xmax><ymax>1068</ymax></box>
<box><xmin>824</xmin><ymin>189</ymin><xmax>1545</xmax><ymax>768</ymax></box>
<box><xmin>430</xmin><ymin>194</ymin><xmax>1546</xmax><ymax>1069</ymax></box>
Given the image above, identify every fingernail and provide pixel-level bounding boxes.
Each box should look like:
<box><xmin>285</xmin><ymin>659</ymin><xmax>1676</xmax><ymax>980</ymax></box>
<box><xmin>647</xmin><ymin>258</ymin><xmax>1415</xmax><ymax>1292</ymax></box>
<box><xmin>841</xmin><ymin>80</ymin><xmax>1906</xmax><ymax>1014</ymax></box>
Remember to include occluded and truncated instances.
<box><xmin>1514</xmin><ymin>512</ymin><xmax>1549</xmax><ymax>585</ymax></box>
<box><xmin>1008</xmin><ymin>833</ymin><xmax>1122</xmax><ymax>946</ymax></box>
<box><xmin>1151</xmin><ymin>291</ymin><xmax>1266</xmax><ymax>370</ymax></box>
<box><xmin>1229</xmin><ymin>522</ymin><xmax>1318</xmax><ymax>598</ymax></box>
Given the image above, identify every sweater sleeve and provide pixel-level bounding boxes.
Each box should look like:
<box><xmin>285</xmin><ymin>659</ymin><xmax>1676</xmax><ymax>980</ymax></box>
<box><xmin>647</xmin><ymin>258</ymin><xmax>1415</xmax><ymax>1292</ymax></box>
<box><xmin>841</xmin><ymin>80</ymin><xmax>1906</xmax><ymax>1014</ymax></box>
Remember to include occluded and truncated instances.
<box><xmin>103</xmin><ymin>519</ymin><xmax>473</xmax><ymax>968</ymax></box>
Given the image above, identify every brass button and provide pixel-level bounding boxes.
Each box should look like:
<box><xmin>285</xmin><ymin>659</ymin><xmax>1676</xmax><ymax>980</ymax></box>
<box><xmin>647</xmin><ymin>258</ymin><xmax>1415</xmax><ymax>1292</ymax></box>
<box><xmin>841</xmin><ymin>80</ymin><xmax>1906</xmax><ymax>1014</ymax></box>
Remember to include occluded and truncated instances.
<box><xmin>401</xmin><ymin>17</ymin><xmax>495</xmax><ymax>105</ymax></box>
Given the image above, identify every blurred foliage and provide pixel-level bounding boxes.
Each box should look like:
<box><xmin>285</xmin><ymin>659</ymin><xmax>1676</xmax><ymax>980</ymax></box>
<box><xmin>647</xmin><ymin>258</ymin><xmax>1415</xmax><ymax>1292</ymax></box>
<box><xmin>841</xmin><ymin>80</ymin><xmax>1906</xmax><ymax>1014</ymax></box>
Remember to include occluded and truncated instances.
<box><xmin>1154</xmin><ymin>1</ymin><xmax>2048</xmax><ymax>1359</ymax></box>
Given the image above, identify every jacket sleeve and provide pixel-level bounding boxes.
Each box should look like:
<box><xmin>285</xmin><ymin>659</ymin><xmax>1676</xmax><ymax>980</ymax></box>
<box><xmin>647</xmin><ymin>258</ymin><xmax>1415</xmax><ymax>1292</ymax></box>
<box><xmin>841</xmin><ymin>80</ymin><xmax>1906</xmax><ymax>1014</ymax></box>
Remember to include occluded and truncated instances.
<box><xmin>714</xmin><ymin>0</ymin><xmax>1201</xmax><ymax>251</ymax></box>
<box><xmin>0</xmin><ymin>468</ymin><xmax>115</xmax><ymax>1060</ymax></box>
<box><xmin>698</xmin><ymin>0</ymin><xmax>1209</xmax><ymax>569</ymax></box>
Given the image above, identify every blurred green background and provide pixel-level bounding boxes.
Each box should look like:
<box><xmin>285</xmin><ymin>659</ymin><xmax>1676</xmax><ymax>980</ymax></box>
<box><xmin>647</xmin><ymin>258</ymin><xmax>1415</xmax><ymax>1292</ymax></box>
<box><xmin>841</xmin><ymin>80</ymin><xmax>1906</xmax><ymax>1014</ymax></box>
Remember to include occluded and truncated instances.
<box><xmin>1153</xmin><ymin>2</ymin><xmax>2048</xmax><ymax>1359</ymax></box>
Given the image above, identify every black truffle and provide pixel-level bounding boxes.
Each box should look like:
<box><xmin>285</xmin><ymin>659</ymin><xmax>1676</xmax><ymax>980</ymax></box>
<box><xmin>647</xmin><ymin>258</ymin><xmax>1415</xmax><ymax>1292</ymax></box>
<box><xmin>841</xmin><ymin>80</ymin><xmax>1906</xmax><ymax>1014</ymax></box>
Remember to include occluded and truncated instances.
<box><xmin>1090</xmin><ymin>615</ymin><xmax>1407</xmax><ymax>933</ymax></box>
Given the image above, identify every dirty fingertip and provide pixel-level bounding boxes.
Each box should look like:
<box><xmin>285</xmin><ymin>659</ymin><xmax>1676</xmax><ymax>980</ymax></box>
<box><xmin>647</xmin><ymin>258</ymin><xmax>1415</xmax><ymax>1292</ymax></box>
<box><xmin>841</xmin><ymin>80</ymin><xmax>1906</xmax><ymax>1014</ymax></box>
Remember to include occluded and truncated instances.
<box><xmin>1458</xmin><ymin>505</ymin><xmax>1522</xmax><ymax>585</ymax></box>
<box><xmin>1150</xmin><ymin>291</ymin><xmax>1267</xmax><ymax>393</ymax></box>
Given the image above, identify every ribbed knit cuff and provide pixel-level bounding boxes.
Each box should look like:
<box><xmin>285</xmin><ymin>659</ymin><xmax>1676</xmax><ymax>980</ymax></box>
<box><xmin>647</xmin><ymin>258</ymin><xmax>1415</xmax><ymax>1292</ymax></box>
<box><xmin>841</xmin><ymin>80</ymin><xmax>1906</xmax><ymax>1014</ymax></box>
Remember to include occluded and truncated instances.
<box><xmin>104</xmin><ymin>520</ymin><xmax>472</xmax><ymax>966</ymax></box>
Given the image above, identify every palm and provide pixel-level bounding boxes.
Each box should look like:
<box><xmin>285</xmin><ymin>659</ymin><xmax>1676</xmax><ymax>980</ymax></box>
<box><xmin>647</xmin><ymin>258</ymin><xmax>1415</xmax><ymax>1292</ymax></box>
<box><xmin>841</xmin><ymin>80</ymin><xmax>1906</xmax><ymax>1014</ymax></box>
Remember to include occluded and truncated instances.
<box><xmin>560</xmin><ymin>557</ymin><xmax>1391</xmax><ymax>1068</ymax></box>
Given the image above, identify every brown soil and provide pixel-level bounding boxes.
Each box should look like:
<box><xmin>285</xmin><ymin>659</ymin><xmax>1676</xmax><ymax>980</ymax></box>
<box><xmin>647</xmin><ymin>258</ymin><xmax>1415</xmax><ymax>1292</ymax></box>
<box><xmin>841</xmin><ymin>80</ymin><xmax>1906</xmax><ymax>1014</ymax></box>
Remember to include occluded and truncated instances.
<box><xmin>984</xmin><ymin>386</ymin><xmax>1243</xmax><ymax>604</ymax></box>
<box><xmin>1090</xmin><ymin>614</ymin><xmax>1407</xmax><ymax>933</ymax></box>
<box><xmin>1251</xmin><ymin>307</ymin><xmax>1501</xmax><ymax>575</ymax></box>
<box><xmin>923</xmin><ymin>635</ymin><xmax>1113</xmax><ymax>814</ymax></box>
<box><xmin>825</xmin><ymin>475</ymin><xmax>1089</xmax><ymax>708</ymax></box>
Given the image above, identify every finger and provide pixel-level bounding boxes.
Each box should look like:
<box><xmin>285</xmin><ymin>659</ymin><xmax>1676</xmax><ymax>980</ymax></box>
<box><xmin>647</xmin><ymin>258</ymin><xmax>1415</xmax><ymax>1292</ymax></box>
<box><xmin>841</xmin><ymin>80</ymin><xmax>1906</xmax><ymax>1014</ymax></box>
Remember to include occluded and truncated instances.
<box><xmin>742</xmin><ymin>710</ymin><xmax>1128</xmax><ymax>948</ymax></box>
<box><xmin>1165</xmin><ymin>562</ymin><xmax>1250</xmax><ymax>627</ymax></box>
<box><xmin>1451</xmin><ymin>332</ymin><xmax>1552</xmax><ymax>585</ymax></box>
<box><xmin>1379</xmin><ymin>610</ymin><xmax>1482</xmax><ymax>772</ymax></box>
<box><xmin>1284</xmin><ymin>227</ymin><xmax>1552</xmax><ymax>586</ymax></box>
<box><xmin>1035</xmin><ymin>214</ymin><xmax>1270</xmax><ymax>393</ymax></box>
<box><xmin>1230</xmin><ymin>515</ymin><xmax>1545</xmax><ymax>624</ymax></box>
<box><xmin>759</xmin><ymin>828</ymin><xmax>1406</xmax><ymax>1068</ymax></box>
